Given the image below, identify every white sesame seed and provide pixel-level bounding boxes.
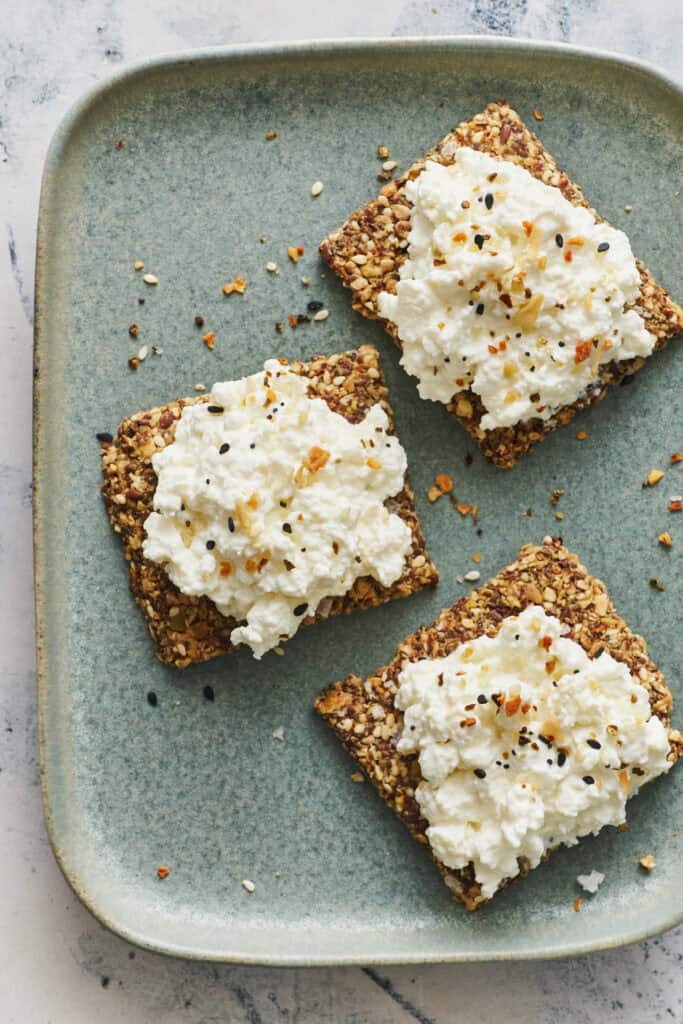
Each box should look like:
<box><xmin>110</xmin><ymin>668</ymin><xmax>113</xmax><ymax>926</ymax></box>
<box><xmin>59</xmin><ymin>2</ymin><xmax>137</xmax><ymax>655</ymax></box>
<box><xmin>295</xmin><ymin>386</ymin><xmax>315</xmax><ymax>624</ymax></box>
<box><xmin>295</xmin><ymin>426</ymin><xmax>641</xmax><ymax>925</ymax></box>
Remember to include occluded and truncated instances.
<box><xmin>272</xmin><ymin>726</ymin><xmax>285</xmax><ymax>741</ymax></box>
<box><xmin>273</xmin><ymin>646</ymin><xmax>285</xmax><ymax>656</ymax></box>
<box><xmin>266</xmin><ymin>261</ymin><xmax>278</xmax><ymax>273</ymax></box>
<box><xmin>313</xmin><ymin>309</ymin><xmax>329</xmax><ymax>322</ymax></box>
<box><xmin>143</xmin><ymin>273</ymin><xmax>158</xmax><ymax>285</ymax></box>
<box><xmin>311</xmin><ymin>180</ymin><xmax>324</xmax><ymax>197</ymax></box>
<box><xmin>300</xmin><ymin>276</ymin><xmax>311</xmax><ymax>286</ymax></box>
<box><xmin>137</xmin><ymin>345</ymin><xmax>149</xmax><ymax>361</ymax></box>
<box><xmin>456</xmin><ymin>575</ymin><xmax>464</xmax><ymax>584</ymax></box>
<box><xmin>464</xmin><ymin>570</ymin><xmax>481</xmax><ymax>582</ymax></box>
<box><xmin>382</xmin><ymin>160</ymin><xmax>397</xmax><ymax>171</ymax></box>
<box><xmin>624</xmin><ymin>205</ymin><xmax>633</xmax><ymax>213</ymax></box>
<box><xmin>241</xmin><ymin>879</ymin><xmax>256</xmax><ymax>893</ymax></box>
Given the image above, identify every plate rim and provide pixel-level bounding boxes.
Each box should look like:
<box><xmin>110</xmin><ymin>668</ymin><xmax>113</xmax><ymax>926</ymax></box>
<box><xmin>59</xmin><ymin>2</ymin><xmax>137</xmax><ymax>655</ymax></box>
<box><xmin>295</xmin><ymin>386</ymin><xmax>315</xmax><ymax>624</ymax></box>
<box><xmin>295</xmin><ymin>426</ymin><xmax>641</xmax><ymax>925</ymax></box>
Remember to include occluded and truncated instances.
<box><xmin>34</xmin><ymin>33</ymin><xmax>683</xmax><ymax>966</ymax></box>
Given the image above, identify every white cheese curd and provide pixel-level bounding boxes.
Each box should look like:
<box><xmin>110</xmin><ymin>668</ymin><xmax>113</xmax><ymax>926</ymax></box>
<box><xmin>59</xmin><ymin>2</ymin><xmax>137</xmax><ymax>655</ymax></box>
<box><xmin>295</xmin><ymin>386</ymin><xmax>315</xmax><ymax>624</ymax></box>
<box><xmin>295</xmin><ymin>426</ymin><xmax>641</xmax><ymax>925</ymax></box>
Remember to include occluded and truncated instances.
<box><xmin>395</xmin><ymin>605</ymin><xmax>671</xmax><ymax>897</ymax></box>
<box><xmin>143</xmin><ymin>360</ymin><xmax>412</xmax><ymax>658</ymax></box>
<box><xmin>378</xmin><ymin>148</ymin><xmax>654</xmax><ymax>430</ymax></box>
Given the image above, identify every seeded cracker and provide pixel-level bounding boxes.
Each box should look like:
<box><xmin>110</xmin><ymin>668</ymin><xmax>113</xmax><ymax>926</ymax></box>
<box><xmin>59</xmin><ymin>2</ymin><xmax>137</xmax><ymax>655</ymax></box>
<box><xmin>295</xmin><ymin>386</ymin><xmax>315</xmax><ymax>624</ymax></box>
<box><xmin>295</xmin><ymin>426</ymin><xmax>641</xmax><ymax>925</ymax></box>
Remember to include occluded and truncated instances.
<box><xmin>319</xmin><ymin>103</ymin><xmax>683</xmax><ymax>467</ymax></box>
<box><xmin>101</xmin><ymin>346</ymin><xmax>438</xmax><ymax>668</ymax></box>
<box><xmin>314</xmin><ymin>538</ymin><xmax>681</xmax><ymax>910</ymax></box>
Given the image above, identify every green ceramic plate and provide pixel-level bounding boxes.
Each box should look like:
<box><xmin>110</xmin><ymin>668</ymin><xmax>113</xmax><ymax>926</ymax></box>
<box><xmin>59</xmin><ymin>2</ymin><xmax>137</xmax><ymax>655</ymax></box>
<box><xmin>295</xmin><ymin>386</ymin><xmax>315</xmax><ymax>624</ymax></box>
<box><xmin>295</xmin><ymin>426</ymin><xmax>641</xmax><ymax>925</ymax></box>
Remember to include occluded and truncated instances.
<box><xmin>35</xmin><ymin>37</ymin><xmax>682</xmax><ymax>964</ymax></box>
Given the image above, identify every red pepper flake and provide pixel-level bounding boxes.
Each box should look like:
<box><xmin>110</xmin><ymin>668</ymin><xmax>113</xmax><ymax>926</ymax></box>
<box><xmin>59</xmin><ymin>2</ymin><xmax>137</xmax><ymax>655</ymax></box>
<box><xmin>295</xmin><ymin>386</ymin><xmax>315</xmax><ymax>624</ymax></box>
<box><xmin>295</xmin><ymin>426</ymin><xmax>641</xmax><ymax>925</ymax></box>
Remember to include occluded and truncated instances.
<box><xmin>452</xmin><ymin>232</ymin><xmax>467</xmax><ymax>243</ymax></box>
<box><xmin>156</xmin><ymin>866</ymin><xmax>170</xmax><ymax>880</ymax></box>
<box><xmin>564</xmin><ymin>251</ymin><xmax>573</xmax><ymax>263</ymax></box>
<box><xmin>275</xmin><ymin>321</ymin><xmax>284</xmax><ymax>334</ymax></box>
<box><xmin>498</xmin><ymin>340</ymin><xmax>507</xmax><ymax>351</ymax></box>
<box><xmin>219</xmin><ymin>561</ymin><xmax>233</xmax><ymax>577</ymax></box>
<box><xmin>287</xmin><ymin>314</ymin><xmax>298</xmax><ymax>329</ymax></box>
<box><xmin>539</xmin><ymin>636</ymin><xmax>553</xmax><ymax>650</ymax></box>
<box><xmin>504</xmin><ymin>695</ymin><xmax>521</xmax><ymax>717</ymax></box>
<box><xmin>488</xmin><ymin>344</ymin><xmax>498</xmax><ymax>355</ymax></box>
<box><xmin>128</xmin><ymin>356</ymin><xmax>139</xmax><ymax>370</ymax></box>
<box><xmin>462</xmin><ymin>716</ymin><xmax>477</xmax><ymax>728</ymax></box>
<box><xmin>455</xmin><ymin>502</ymin><xmax>471</xmax><ymax>517</ymax></box>
<box><xmin>366</xmin><ymin>457</ymin><xmax>381</xmax><ymax>469</ymax></box>
<box><xmin>522</xmin><ymin>220</ymin><xmax>534</xmax><ymax>238</ymax></box>
<box><xmin>574</xmin><ymin>340</ymin><xmax>593</xmax><ymax>364</ymax></box>
<box><xmin>521</xmin><ymin>702</ymin><xmax>531</xmax><ymax>714</ymax></box>
<box><xmin>203</xmin><ymin>331</ymin><xmax>216</xmax><ymax>350</ymax></box>
<box><xmin>671</xmin><ymin>452</ymin><xmax>682</xmax><ymax>464</ymax></box>
<box><xmin>669</xmin><ymin>499</ymin><xmax>682</xmax><ymax>512</ymax></box>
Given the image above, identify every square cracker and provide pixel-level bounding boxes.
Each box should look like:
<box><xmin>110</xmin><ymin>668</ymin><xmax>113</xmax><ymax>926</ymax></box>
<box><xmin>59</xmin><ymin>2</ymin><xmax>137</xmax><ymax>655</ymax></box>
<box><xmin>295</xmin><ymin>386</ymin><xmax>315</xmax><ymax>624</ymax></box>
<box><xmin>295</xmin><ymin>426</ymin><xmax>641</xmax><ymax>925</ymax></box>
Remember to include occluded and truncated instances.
<box><xmin>315</xmin><ymin>537</ymin><xmax>681</xmax><ymax>910</ymax></box>
<box><xmin>320</xmin><ymin>102</ymin><xmax>683</xmax><ymax>468</ymax></box>
<box><xmin>101</xmin><ymin>345</ymin><xmax>438</xmax><ymax>668</ymax></box>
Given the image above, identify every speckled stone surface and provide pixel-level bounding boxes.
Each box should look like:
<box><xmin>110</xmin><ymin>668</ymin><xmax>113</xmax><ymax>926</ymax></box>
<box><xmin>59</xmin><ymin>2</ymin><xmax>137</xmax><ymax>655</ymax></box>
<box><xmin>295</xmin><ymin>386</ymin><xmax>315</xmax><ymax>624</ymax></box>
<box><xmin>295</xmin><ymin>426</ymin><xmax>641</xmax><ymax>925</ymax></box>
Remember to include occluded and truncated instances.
<box><xmin>4</xmin><ymin>1</ymin><xmax>683</xmax><ymax>1021</ymax></box>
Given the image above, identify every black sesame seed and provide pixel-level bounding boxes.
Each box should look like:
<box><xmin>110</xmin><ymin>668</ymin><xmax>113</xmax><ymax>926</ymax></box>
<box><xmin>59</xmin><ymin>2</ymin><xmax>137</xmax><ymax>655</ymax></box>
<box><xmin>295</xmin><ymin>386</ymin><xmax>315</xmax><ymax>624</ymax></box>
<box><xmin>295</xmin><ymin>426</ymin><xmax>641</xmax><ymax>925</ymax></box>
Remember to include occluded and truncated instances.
<box><xmin>207</xmin><ymin>405</ymin><xmax>224</xmax><ymax>414</ymax></box>
<box><xmin>219</xmin><ymin>443</ymin><xmax>230</xmax><ymax>454</ymax></box>
<box><xmin>474</xmin><ymin>234</ymin><xmax>485</xmax><ymax>250</ymax></box>
<box><xmin>558</xmin><ymin>341</ymin><xmax>565</xmax><ymax>347</ymax></box>
<box><xmin>465</xmin><ymin>452</ymin><xmax>473</xmax><ymax>466</ymax></box>
<box><xmin>96</xmin><ymin>431</ymin><xmax>113</xmax><ymax>443</ymax></box>
<box><xmin>293</xmin><ymin>603</ymin><xmax>308</xmax><ymax>617</ymax></box>
<box><xmin>586</xmin><ymin>739</ymin><xmax>601</xmax><ymax>749</ymax></box>
<box><xmin>475</xmin><ymin>303</ymin><xmax>485</xmax><ymax>315</ymax></box>
<box><xmin>597</xmin><ymin>242</ymin><xmax>610</xmax><ymax>253</ymax></box>
<box><xmin>282</xmin><ymin>523</ymin><xmax>292</xmax><ymax>533</ymax></box>
<box><xmin>138</xmin><ymin>297</ymin><xmax>145</xmax><ymax>305</ymax></box>
<box><xmin>555</xmin><ymin>233</ymin><xmax>564</xmax><ymax>248</ymax></box>
<box><xmin>474</xmin><ymin>768</ymin><xmax>487</xmax><ymax>779</ymax></box>
<box><xmin>582</xmin><ymin>775</ymin><xmax>595</xmax><ymax>785</ymax></box>
<box><xmin>557</xmin><ymin>751</ymin><xmax>567</xmax><ymax>766</ymax></box>
<box><xmin>477</xmin><ymin>694</ymin><xmax>488</xmax><ymax>704</ymax></box>
<box><xmin>250</xmin><ymin>443</ymin><xmax>256</xmax><ymax>449</ymax></box>
<box><xmin>539</xmin><ymin>734</ymin><xmax>552</xmax><ymax>747</ymax></box>
<box><xmin>228</xmin><ymin>517</ymin><xmax>235</xmax><ymax>532</ymax></box>
<box><xmin>206</xmin><ymin>540</ymin><xmax>215</xmax><ymax>550</ymax></box>
<box><xmin>484</xmin><ymin>193</ymin><xmax>494</xmax><ymax>210</ymax></box>
<box><xmin>594</xmin><ymin>646</ymin><xmax>605</xmax><ymax>658</ymax></box>
<box><xmin>147</xmin><ymin>691</ymin><xmax>158</xmax><ymax>707</ymax></box>
<box><xmin>205</xmin><ymin>478</ymin><xmax>210</xmax><ymax>485</ymax></box>
<box><xmin>307</xmin><ymin>300</ymin><xmax>324</xmax><ymax>312</ymax></box>
<box><xmin>503</xmin><ymin>763</ymin><xmax>510</xmax><ymax>769</ymax></box>
<box><xmin>203</xmin><ymin>685</ymin><xmax>215</xmax><ymax>702</ymax></box>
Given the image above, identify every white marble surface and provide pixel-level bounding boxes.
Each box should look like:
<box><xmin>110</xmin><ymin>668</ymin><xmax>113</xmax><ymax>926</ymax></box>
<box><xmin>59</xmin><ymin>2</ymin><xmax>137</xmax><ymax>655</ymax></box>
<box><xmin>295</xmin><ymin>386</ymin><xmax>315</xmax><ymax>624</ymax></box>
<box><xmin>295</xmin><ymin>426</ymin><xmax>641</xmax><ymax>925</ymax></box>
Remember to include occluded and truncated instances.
<box><xmin>2</xmin><ymin>2</ymin><xmax>682</xmax><ymax>1021</ymax></box>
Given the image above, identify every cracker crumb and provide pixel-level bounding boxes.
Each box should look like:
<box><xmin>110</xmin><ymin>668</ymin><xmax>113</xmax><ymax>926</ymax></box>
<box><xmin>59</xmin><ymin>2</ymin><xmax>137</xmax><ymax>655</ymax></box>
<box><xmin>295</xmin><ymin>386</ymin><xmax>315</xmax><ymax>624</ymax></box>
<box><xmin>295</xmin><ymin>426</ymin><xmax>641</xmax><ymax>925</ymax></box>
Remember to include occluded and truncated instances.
<box><xmin>576</xmin><ymin>870</ymin><xmax>605</xmax><ymax>894</ymax></box>
<box><xmin>203</xmin><ymin>331</ymin><xmax>216</xmax><ymax>350</ymax></box>
<box><xmin>555</xmin><ymin>511</ymin><xmax>564</xmax><ymax>521</ymax></box>
<box><xmin>223</xmin><ymin>277</ymin><xmax>247</xmax><ymax>296</ymax></box>
<box><xmin>645</xmin><ymin>469</ymin><xmax>664</xmax><ymax>487</ymax></box>
<box><xmin>377</xmin><ymin>145</ymin><xmax>389</xmax><ymax>159</ymax></box>
<box><xmin>639</xmin><ymin>854</ymin><xmax>656</xmax><ymax>872</ymax></box>
<box><xmin>434</xmin><ymin>473</ymin><xmax>453</xmax><ymax>494</ymax></box>
<box><xmin>658</xmin><ymin>531</ymin><xmax>673</xmax><ymax>548</ymax></box>
<box><xmin>471</xmin><ymin>553</ymin><xmax>481</xmax><ymax>563</ymax></box>
<box><xmin>241</xmin><ymin>879</ymin><xmax>256</xmax><ymax>893</ymax></box>
<box><xmin>427</xmin><ymin>486</ymin><xmax>442</xmax><ymax>503</ymax></box>
<box><xmin>669</xmin><ymin>497</ymin><xmax>682</xmax><ymax>512</ymax></box>
<box><xmin>671</xmin><ymin>452</ymin><xmax>682</xmax><ymax>465</ymax></box>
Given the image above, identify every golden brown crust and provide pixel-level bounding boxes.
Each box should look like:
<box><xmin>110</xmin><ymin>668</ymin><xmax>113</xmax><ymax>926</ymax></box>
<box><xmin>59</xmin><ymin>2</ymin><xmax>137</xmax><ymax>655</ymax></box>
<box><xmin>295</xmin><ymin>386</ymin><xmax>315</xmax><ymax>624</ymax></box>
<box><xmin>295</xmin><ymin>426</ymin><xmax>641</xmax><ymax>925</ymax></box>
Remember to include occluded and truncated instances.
<box><xmin>101</xmin><ymin>346</ymin><xmax>439</xmax><ymax>668</ymax></box>
<box><xmin>315</xmin><ymin>537</ymin><xmax>681</xmax><ymax>910</ymax></box>
<box><xmin>320</xmin><ymin>102</ymin><xmax>683</xmax><ymax>468</ymax></box>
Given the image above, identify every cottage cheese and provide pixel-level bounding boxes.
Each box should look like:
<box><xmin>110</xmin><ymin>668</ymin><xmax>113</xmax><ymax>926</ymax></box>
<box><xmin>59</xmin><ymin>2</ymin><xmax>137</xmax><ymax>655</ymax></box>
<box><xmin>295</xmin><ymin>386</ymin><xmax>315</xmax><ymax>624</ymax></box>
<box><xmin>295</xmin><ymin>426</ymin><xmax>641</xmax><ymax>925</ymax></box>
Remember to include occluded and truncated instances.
<box><xmin>378</xmin><ymin>148</ymin><xmax>654</xmax><ymax>430</ymax></box>
<box><xmin>143</xmin><ymin>360</ymin><xmax>412</xmax><ymax>658</ymax></box>
<box><xmin>395</xmin><ymin>606</ymin><xmax>671</xmax><ymax>897</ymax></box>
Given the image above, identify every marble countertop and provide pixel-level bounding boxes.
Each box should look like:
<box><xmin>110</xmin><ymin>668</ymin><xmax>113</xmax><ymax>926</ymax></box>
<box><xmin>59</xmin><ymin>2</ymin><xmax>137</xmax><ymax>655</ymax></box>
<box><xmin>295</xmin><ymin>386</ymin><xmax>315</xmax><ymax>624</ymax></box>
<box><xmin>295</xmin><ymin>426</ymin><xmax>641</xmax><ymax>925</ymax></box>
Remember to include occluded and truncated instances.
<box><xmin>2</xmin><ymin>2</ymin><xmax>682</xmax><ymax>1021</ymax></box>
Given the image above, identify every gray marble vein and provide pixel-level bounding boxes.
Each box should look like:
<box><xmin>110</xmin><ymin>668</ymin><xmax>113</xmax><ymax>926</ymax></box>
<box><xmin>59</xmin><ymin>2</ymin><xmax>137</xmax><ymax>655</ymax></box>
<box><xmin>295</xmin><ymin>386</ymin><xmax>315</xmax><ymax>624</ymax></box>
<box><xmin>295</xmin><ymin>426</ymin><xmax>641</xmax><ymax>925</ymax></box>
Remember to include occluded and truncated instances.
<box><xmin>1</xmin><ymin>1</ymin><xmax>681</xmax><ymax>1022</ymax></box>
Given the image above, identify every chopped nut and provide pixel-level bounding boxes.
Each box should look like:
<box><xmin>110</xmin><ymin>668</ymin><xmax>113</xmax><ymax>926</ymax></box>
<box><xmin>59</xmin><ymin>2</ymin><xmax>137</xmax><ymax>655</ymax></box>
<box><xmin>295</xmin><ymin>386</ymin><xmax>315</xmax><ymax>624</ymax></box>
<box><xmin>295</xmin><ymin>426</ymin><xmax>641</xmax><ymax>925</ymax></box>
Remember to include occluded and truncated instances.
<box><xmin>639</xmin><ymin>854</ymin><xmax>656</xmax><ymax>872</ymax></box>
<box><xmin>645</xmin><ymin>469</ymin><xmax>664</xmax><ymax>487</ymax></box>
<box><xmin>382</xmin><ymin>159</ymin><xmax>398</xmax><ymax>172</ymax></box>
<box><xmin>427</xmin><ymin>486</ymin><xmax>442</xmax><ymax>503</ymax></box>
<box><xmin>658</xmin><ymin>531</ymin><xmax>673</xmax><ymax>548</ymax></box>
<box><xmin>193</xmin><ymin>383</ymin><xmax>206</xmax><ymax>392</ymax></box>
<box><xmin>128</xmin><ymin>323</ymin><xmax>140</xmax><ymax>338</ymax></box>
<box><xmin>533</xmin><ymin>108</ymin><xmax>544</xmax><ymax>121</ymax></box>
<box><xmin>203</xmin><ymin>331</ymin><xmax>216</xmax><ymax>350</ymax></box>
<box><xmin>287</xmin><ymin>246</ymin><xmax>302</xmax><ymax>263</ymax></box>
<box><xmin>133</xmin><ymin>260</ymin><xmax>144</xmax><ymax>271</ymax></box>
<box><xmin>550</xmin><ymin>488</ymin><xmax>565</xmax><ymax>506</ymax></box>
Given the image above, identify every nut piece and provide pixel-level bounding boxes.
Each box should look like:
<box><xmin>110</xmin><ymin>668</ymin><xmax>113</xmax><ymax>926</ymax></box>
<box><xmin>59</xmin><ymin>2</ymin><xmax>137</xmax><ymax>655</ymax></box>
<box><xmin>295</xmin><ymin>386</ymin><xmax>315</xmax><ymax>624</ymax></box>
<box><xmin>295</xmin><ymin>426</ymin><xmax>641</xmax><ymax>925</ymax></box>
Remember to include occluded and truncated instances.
<box><xmin>639</xmin><ymin>854</ymin><xmax>656</xmax><ymax>872</ymax></box>
<box><xmin>645</xmin><ymin>469</ymin><xmax>664</xmax><ymax>487</ymax></box>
